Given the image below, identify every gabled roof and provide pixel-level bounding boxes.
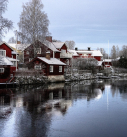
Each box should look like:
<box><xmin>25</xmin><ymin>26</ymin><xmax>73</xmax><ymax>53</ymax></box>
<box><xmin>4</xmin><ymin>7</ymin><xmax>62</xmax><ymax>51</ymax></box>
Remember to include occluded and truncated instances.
<box><xmin>52</xmin><ymin>42</ymin><xmax>67</xmax><ymax>49</ymax></box>
<box><xmin>68</xmin><ymin>49</ymin><xmax>79</xmax><ymax>56</ymax></box>
<box><xmin>0</xmin><ymin>41</ymin><xmax>15</xmax><ymax>51</ymax></box>
<box><xmin>37</xmin><ymin>57</ymin><xmax>66</xmax><ymax>65</ymax></box>
<box><xmin>103</xmin><ymin>59</ymin><xmax>112</xmax><ymax>62</ymax></box>
<box><xmin>91</xmin><ymin>50</ymin><xmax>103</xmax><ymax>57</ymax></box>
<box><xmin>8</xmin><ymin>43</ymin><xmax>30</xmax><ymax>52</ymax></box>
<box><xmin>43</xmin><ymin>40</ymin><xmax>60</xmax><ymax>52</ymax></box>
<box><xmin>0</xmin><ymin>56</ymin><xmax>13</xmax><ymax>66</ymax></box>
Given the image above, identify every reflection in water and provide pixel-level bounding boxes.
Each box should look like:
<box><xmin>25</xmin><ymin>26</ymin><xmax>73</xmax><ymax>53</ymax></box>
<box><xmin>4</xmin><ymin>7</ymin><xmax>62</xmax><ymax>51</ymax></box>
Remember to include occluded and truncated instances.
<box><xmin>0</xmin><ymin>80</ymin><xmax>127</xmax><ymax>137</ymax></box>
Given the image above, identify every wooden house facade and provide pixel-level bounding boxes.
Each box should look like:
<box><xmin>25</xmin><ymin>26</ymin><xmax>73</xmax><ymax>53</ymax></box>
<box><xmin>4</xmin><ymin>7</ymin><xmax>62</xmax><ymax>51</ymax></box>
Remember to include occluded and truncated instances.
<box><xmin>23</xmin><ymin>40</ymin><xmax>60</xmax><ymax>64</ymax></box>
<box><xmin>0</xmin><ymin>42</ymin><xmax>19</xmax><ymax>83</ymax></box>
<box><xmin>28</xmin><ymin>52</ymin><xmax>66</xmax><ymax>82</ymax></box>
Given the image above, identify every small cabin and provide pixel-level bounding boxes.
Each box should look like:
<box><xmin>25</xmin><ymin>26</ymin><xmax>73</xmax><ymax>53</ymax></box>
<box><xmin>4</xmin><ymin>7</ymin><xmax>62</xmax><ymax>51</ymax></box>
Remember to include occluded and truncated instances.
<box><xmin>28</xmin><ymin>52</ymin><xmax>66</xmax><ymax>82</ymax></box>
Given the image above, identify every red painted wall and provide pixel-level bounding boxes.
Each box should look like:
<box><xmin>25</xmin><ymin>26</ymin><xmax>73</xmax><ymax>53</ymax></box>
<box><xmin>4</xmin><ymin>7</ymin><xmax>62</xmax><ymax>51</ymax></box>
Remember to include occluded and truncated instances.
<box><xmin>29</xmin><ymin>58</ymin><xmax>65</xmax><ymax>76</ymax></box>
<box><xmin>24</xmin><ymin>41</ymin><xmax>49</xmax><ymax>63</ymax></box>
<box><xmin>60</xmin><ymin>44</ymin><xmax>67</xmax><ymax>52</ymax></box>
<box><xmin>94</xmin><ymin>56</ymin><xmax>101</xmax><ymax>61</ymax></box>
<box><xmin>0</xmin><ymin>43</ymin><xmax>12</xmax><ymax>57</ymax></box>
<box><xmin>55</xmin><ymin>52</ymin><xmax>60</xmax><ymax>58</ymax></box>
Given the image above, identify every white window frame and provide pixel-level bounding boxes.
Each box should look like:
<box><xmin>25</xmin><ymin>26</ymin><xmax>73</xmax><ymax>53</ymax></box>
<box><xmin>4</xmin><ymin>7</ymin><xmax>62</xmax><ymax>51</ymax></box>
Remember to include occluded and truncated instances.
<box><xmin>61</xmin><ymin>49</ymin><xmax>66</xmax><ymax>54</ymax></box>
<box><xmin>26</xmin><ymin>51</ymin><xmax>29</xmax><ymax>55</ymax></box>
<box><xmin>29</xmin><ymin>58</ymin><xmax>33</xmax><ymax>62</ymax></box>
<box><xmin>35</xmin><ymin>48</ymin><xmax>41</xmax><ymax>54</ymax></box>
<box><xmin>59</xmin><ymin>66</ymin><xmax>62</xmax><ymax>72</ymax></box>
<box><xmin>0</xmin><ymin>68</ymin><xmax>4</xmax><ymax>73</ymax></box>
<box><xmin>34</xmin><ymin>64</ymin><xmax>42</xmax><ymax>70</ymax></box>
<box><xmin>12</xmin><ymin>61</ymin><xmax>16</xmax><ymax>66</ymax></box>
<box><xmin>50</xmin><ymin>65</ymin><xmax>53</xmax><ymax>72</ymax></box>
<box><xmin>0</xmin><ymin>50</ymin><xmax>6</xmax><ymax>56</ymax></box>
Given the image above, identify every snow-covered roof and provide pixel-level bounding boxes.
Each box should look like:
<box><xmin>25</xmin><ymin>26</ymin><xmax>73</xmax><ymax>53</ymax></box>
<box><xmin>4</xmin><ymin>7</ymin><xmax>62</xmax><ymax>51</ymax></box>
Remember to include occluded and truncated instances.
<box><xmin>0</xmin><ymin>41</ymin><xmax>15</xmax><ymax>51</ymax></box>
<box><xmin>11</xmin><ymin>51</ymin><xmax>17</xmax><ymax>54</ymax></box>
<box><xmin>0</xmin><ymin>56</ymin><xmax>13</xmax><ymax>66</ymax></box>
<box><xmin>103</xmin><ymin>59</ymin><xmax>112</xmax><ymax>62</ymax></box>
<box><xmin>68</xmin><ymin>49</ymin><xmax>79</xmax><ymax>56</ymax></box>
<box><xmin>68</xmin><ymin>50</ymin><xmax>102</xmax><ymax>57</ymax></box>
<box><xmin>37</xmin><ymin>57</ymin><xmax>66</xmax><ymax>65</ymax></box>
<box><xmin>52</xmin><ymin>42</ymin><xmax>66</xmax><ymax>49</ymax></box>
<box><xmin>9</xmin><ymin>43</ymin><xmax>30</xmax><ymax>51</ymax></box>
<box><xmin>91</xmin><ymin>50</ymin><xmax>103</xmax><ymax>57</ymax></box>
<box><xmin>7</xmin><ymin>57</ymin><xmax>19</xmax><ymax>62</ymax></box>
<box><xmin>76</xmin><ymin>50</ymin><xmax>93</xmax><ymax>54</ymax></box>
<box><xmin>43</xmin><ymin>40</ymin><xmax>60</xmax><ymax>52</ymax></box>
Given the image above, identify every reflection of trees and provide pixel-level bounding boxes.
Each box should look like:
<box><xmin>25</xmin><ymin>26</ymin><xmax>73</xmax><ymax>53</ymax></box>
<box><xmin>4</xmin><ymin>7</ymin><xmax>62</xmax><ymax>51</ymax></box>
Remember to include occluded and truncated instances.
<box><xmin>111</xmin><ymin>80</ymin><xmax>127</xmax><ymax>97</ymax></box>
<box><xmin>69</xmin><ymin>80</ymin><xmax>104</xmax><ymax>101</ymax></box>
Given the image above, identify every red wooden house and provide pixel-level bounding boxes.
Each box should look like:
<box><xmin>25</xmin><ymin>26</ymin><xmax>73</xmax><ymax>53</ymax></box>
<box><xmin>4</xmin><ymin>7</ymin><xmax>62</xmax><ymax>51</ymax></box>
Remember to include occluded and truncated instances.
<box><xmin>0</xmin><ymin>42</ymin><xmax>19</xmax><ymax>83</ymax></box>
<box><xmin>52</xmin><ymin>41</ymin><xmax>72</xmax><ymax>65</ymax></box>
<box><xmin>69</xmin><ymin>47</ymin><xmax>103</xmax><ymax>61</ymax></box>
<box><xmin>28</xmin><ymin>52</ymin><xmax>66</xmax><ymax>82</ymax></box>
<box><xmin>102</xmin><ymin>59</ymin><xmax>112</xmax><ymax>67</ymax></box>
<box><xmin>23</xmin><ymin>40</ymin><xmax>60</xmax><ymax>64</ymax></box>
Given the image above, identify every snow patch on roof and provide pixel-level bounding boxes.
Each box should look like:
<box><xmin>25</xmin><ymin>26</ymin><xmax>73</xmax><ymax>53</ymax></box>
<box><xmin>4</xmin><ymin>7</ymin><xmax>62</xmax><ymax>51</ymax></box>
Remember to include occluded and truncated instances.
<box><xmin>43</xmin><ymin>40</ymin><xmax>60</xmax><ymax>52</ymax></box>
<box><xmin>7</xmin><ymin>57</ymin><xmax>19</xmax><ymax>62</ymax></box>
<box><xmin>91</xmin><ymin>50</ymin><xmax>103</xmax><ymax>57</ymax></box>
<box><xmin>37</xmin><ymin>57</ymin><xmax>66</xmax><ymax>65</ymax></box>
<box><xmin>0</xmin><ymin>56</ymin><xmax>13</xmax><ymax>65</ymax></box>
<box><xmin>103</xmin><ymin>59</ymin><xmax>112</xmax><ymax>62</ymax></box>
<box><xmin>8</xmin><ymin>43</ymin><xmax>30</xmax><ymax>51</ymax></box>
<box><xmin>68</xmin><ymin>50</ymin><xmax>79</xmax><ymax>56</ymax></box>
<box><xmin>52</xmin><ymin>42</ymin><xmax>65</xmax><ymax>49</ymax></box>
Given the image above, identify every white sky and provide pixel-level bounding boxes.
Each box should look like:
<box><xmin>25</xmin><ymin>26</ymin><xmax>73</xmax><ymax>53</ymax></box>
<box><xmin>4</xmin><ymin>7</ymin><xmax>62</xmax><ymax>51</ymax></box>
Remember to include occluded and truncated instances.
<box><xmin>3</xmin><ymin>0</ymin><xmax>127</xmax><ymax>53</ymax></box>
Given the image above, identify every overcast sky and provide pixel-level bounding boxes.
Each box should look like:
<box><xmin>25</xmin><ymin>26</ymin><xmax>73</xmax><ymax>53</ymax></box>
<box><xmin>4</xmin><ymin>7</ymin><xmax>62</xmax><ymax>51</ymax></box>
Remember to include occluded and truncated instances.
<box><xmin>3</xmin><ymin>0</ymin><xmax>127</xmax><ymax>53</ymax></box>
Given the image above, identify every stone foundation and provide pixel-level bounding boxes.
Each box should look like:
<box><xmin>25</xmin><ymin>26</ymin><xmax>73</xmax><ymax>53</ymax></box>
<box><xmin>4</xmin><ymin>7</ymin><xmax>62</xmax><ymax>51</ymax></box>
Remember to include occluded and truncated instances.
<box><xmin>47</xmin><ymin>75</ymin><xmax>65</xmax><ymax>82</ymax></box>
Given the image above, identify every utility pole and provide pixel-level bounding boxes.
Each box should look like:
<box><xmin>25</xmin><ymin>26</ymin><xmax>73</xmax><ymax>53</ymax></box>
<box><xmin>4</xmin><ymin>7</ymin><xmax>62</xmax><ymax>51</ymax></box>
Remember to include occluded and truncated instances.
<box><xmin>16</xmin><ymin>30</ymin><xmax>18</xmax><ymax>71</ymax></box>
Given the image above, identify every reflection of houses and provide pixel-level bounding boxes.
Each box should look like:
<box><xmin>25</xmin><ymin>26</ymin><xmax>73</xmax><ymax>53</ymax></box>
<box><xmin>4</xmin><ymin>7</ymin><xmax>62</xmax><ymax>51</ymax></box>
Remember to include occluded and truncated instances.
<box><xmin>28</xmin><ymin>52</ymin><xmax>66</xmax><ymax>82</ymax></box>
<box><xmin>0</xmin><ymin>42</ymin><xmax>19</xmax><ymax>83</ymax></box>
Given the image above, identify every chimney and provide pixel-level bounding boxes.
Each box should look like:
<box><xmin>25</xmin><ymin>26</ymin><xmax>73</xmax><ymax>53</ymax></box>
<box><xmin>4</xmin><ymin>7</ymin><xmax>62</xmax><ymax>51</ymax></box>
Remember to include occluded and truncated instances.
<box><xmin>46</xmin><ymin>36</ymin><xmax>52</xmax><ymax>42</ymax></box>
<box><xmin>17</xmin><ymin>41</ymin><xmax>21</xmax><ymax>44</ymax></box>
<box><xmin>46</xmin><ymin>51</ymin><xmax>50</xmax><ymax>60</ymax></box>
<box><xmin>88</xmin><ymin>47</ymin><xmax>91</xmax><ymax>51</ymax></box>
<box><xmin>75</xmin><ymin>47</ymin><xmax>78</xmax><ymax>51</ymax></box>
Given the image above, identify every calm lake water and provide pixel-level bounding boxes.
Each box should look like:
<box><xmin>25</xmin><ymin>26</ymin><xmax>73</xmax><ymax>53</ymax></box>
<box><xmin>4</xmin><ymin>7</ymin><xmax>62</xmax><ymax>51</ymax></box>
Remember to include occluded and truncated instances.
<box><xmin>0</xmin><ymin>79</ymin><xmax>127</xmax><ymax>137</ymax></box>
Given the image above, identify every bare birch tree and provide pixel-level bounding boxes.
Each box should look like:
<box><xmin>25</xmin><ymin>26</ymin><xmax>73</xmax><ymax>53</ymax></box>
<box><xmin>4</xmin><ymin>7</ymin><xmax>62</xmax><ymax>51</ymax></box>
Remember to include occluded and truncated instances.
<box><xmin>18</xmin><ymin>0</ymin><xmax>49</xmax><ymax>58</ymax></box>
<box><xmin>97</xmin><ymin>47</ymin><xmax>108</xmax><ymax>59</ymax></box>
<box><xmin>110</xmin><ymin>45</ymin><xmax>117</xmax><ymax>59</ymax></box>
<box><xmin>8</xmin><ymin>36</ymin><xmax>15</xmax><ymax>43</ymax></box>
<box><xmin>65</xmin><ymin>40</ymin><xmax>75</xmax><ymax>50</ymax></box>
<box><xmin>0</xmin><ymin>0</ymin><xmax>13</xmax><ymax>40</ymax></box>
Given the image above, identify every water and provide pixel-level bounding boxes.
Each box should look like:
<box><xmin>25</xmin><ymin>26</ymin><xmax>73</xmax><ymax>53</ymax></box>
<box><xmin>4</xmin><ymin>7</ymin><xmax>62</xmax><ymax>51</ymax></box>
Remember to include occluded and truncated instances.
<box><xmin>0</xmin><ymin>79</ymin><xmax>127</xmax><ymax>137</ymax></box>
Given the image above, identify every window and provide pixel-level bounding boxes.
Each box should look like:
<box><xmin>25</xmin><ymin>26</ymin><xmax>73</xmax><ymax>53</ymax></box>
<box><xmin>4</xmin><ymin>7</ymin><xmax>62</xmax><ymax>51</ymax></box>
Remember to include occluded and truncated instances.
<box><xmin>35</xmin><ymin>48</ymin><xmax>41</xmax><ymax>54</ymax></box>
<box><xmin>34</xmin><ymin>64</ymin><xmax>41</xmax><ymax>70</ymax></box>
<box><xmin>59</xmin><ymin>66</ymin><xmax>62</xmax><ymax>72</ymax></box>
<box><xmin>0</xmin><ymin>68</ymin><xmax>4</xmax><ymax>73</ymax></box>
<box><xmin>26</xmin><ymin>51</ymin><xmax>29</xmax><ymax>55</ymax></box>
<box><xmin>29</xmin><ymin>58</ymin><xmax>33</xmax><ymax>62</ymax></box>
<box><xmin>50</xmin><ymin>65</ymin><xmax>53</xmax><ymax>72</ymax></box>
<box><xmin>61</xmin><ymin>49</ymin><xmax>66</xmax><ymax>54</ymax></box>
<box><xmin>0</xmin><ymin>50</ymin><xmax>6</xmax><ymax>56</ymax></box>
<box><xmin>12</xmin><ymin>61</ymin><xmax>16</xmax><ymax>66</ymax></box>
